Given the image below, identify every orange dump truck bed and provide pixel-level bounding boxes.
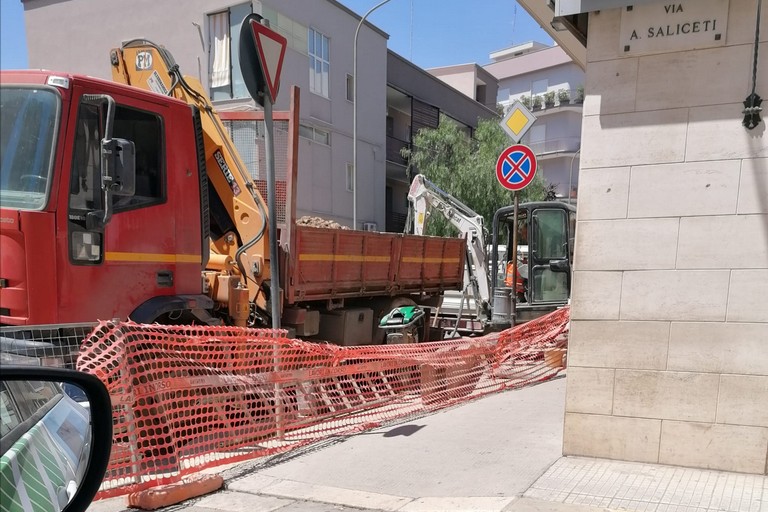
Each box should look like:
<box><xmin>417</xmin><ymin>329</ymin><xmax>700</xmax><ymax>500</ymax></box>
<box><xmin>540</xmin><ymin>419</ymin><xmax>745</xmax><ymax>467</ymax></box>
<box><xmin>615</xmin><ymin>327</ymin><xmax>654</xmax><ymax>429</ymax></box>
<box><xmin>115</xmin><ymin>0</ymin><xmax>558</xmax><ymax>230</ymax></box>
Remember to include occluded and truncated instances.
<box><xmin>284</xmin><ymin>226</ymin><xmax>466</xmax><ymax>303</ymax></box>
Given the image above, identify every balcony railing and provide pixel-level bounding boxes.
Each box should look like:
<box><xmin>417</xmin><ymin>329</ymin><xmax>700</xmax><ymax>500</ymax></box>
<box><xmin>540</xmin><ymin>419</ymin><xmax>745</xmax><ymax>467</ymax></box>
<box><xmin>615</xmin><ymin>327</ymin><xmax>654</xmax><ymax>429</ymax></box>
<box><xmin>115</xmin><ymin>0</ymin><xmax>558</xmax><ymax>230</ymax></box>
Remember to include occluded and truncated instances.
<box><xmin>386</xmin><ymin>136</ymin><xmax>410</xmax><ymax>166</ymax></box>
<box><xmin>386</xmin><ymin>212</ymin><xmax>409</xmax><ymax>233</ymax></box>
<box><xmin>527</xmin><ymin>137</ymin><xmax>581</xmax><ymax>156</ymax></box>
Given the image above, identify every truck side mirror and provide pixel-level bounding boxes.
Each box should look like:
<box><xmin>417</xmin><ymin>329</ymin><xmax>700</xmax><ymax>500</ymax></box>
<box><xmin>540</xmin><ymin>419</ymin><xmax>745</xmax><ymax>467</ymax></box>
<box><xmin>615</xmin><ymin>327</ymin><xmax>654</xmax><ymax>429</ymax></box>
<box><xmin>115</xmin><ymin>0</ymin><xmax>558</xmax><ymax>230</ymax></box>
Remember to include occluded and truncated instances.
<box><xmin>80</xmin><ymin>94</ymin><xmax>136</xmax><ymax>229</ymax></box>
<box><xmin>103</xmin><ymin>137</ymin><xmax>136</xmax><ymax>196</ymax></box>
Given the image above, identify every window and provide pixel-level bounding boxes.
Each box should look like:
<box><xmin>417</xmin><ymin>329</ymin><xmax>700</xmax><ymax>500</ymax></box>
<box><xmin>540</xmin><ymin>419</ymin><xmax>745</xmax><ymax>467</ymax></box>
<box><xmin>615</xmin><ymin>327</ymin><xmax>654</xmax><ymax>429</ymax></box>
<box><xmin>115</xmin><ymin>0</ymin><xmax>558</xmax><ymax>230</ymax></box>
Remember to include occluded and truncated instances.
<box><xmin>111</xmin><ymin>106</ymin><xmax>164</xmax><ymax>212</ymax></box>
<box><xmin>0</xmin><ymin>86</ymin><xmax>60</xmax><ymax>211</ymax></box>
<box><xmin>0</xmin><ymin>383</ymin><xmax>21</xmax><ymax>437</ymax></box>
<box><xmin>68</xmin><ymin>100</ymin><xmax>165</xmax><ymax>264</ymax></box>
<box><xmin>346</xmin><ymin>163</ymin><xmax>354</xmax><ymax>192</ymax></box>
<box><xmin>299</xmin><ymin>124</ymin><xmax>330</xmax><ymax>146</ymax></box>
<box><xmin>346</xmin><ymin>74</ymin><xmax>354</xmax><ymax>102</ymax></box>
<box><xmin>262</xmin><ymin>8</ymin><xmax>307</xmax><ymax>54</ymax></box>
<box><xmin>308</xmin><ymin>28</ymin><xmax>330</xmax><ymax>97</ymax></box>
<box><xmin>531</xmin><ymin>79</ymin><xmax>548</xmax><ymax>96</ymax></box>
<box><xmin>209</xmin><ymin>3</ymin><xmax>252</xmax><ymax>100</ymax></box>
<box><xmin>529</xmin><ymin>123</ymin><xmax>546</xmax><ymax>143</ymax></box>
<box><xmin>69</xmin><ymin>102</ymin><xmax>164</xmax><ymax>215</ymax></box>
<box><xmin>531</xmin><ymin>209</ymin><xmax>569</xmax><ymax>303</ymax></box>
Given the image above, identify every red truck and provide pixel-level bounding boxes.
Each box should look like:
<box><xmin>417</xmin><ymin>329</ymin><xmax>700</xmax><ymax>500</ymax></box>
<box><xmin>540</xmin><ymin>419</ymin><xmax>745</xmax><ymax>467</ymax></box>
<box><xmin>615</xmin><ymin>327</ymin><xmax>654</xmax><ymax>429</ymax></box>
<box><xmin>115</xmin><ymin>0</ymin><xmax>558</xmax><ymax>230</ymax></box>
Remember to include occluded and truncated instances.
<box><xmin>0</xmin><ymin>41</ymin><xmax>465</xmax><ymax>361</ymax></box>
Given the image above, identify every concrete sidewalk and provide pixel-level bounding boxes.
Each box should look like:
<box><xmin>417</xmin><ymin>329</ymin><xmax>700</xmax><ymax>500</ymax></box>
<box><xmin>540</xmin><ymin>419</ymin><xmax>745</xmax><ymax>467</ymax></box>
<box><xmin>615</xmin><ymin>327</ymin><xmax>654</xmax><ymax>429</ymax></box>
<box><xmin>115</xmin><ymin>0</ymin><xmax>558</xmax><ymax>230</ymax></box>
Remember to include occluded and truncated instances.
<box><xmin>91</xmin><ymin>377</ymin><xmax>768</xmax><ymax>512</ymax></box>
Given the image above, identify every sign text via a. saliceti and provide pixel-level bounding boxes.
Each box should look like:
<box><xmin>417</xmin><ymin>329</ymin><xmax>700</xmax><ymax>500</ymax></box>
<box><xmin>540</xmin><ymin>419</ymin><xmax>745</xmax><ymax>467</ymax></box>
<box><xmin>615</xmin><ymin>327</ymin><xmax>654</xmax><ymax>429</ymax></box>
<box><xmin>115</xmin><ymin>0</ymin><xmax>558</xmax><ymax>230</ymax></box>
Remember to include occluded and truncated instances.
<box><xmin>619</xmin><ymin>0</ymin><xmax>729</xmax><ymax>56</ymax></box>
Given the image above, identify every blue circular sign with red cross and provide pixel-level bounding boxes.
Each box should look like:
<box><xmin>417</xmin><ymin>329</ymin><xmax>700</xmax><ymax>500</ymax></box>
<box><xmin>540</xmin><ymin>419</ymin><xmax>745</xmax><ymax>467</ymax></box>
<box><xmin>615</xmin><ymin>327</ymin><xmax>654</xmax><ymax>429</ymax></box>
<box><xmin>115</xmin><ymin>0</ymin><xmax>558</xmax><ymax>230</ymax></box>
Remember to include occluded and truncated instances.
<box><xmin>495</xmin><ymin>144</ymin><xmax>537</xmax><ymax>191</ymax></box>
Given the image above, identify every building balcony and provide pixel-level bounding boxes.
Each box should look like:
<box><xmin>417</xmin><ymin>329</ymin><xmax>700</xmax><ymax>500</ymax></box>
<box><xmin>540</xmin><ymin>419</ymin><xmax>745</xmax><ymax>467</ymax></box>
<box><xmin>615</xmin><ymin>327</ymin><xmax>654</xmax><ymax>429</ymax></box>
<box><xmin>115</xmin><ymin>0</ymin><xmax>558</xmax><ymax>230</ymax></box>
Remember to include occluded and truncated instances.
<box><xmin>386</xmin><ymin>135</ymin><xmax>410</xmax><ymax>166</ymax></box>
<box><xmin>386</xmin><ymin>211</ymin><xmax>409</xmax><ymax>233</ymax></box>
<box><xmin>528</xmin><ymin>137</ymin><xmax>581</xmax><ymax>159</ymax></box>
<box><xmin>530</xmin><ymin>103</ymin><xmax>584</xmax><ymax>117</ymax></box>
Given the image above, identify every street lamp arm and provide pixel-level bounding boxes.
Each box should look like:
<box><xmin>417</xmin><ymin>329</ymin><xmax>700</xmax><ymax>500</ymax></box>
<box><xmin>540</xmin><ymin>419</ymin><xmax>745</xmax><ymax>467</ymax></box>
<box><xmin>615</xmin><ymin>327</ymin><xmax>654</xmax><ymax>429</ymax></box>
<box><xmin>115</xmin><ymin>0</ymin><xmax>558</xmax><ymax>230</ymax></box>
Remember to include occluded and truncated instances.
<box><xmin>353</xmin><ymin>0</ymin><xmax>392</xmax><ymax>230</ymax></box>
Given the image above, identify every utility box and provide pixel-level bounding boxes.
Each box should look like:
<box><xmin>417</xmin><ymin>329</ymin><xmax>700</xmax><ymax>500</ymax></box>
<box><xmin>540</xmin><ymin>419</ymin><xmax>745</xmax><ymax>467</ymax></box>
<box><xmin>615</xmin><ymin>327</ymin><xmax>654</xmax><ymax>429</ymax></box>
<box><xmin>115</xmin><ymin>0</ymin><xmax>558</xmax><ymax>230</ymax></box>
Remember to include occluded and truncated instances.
<box><xmin>316</xmin><ymin>308</ymin><xmax>373</xmax><ymax>346</ymax></box>
<box><xmin>294</xmin><ymin>310</ymin><xmax>320</xmax><ymax>336</ymax></box>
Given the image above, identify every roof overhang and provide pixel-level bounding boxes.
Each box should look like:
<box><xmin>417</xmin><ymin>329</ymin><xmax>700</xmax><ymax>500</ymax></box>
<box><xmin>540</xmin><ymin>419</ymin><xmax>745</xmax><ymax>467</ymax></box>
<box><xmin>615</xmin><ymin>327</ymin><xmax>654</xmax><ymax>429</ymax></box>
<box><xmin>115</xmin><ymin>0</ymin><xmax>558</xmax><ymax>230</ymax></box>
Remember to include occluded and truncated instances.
<box><xmin>517</xmin><ymin>0</ymin><xmax>666</xmax><ymax>70</ymax></box>
<box><xmin>515</xmin><ymin>1</ymin><xmax>588</xmax><ymax>70</ymax></box>
<box><xmin>553</xmin><ymin>0</ymin><xmax>661</xmax><ymax>16</ymax></box>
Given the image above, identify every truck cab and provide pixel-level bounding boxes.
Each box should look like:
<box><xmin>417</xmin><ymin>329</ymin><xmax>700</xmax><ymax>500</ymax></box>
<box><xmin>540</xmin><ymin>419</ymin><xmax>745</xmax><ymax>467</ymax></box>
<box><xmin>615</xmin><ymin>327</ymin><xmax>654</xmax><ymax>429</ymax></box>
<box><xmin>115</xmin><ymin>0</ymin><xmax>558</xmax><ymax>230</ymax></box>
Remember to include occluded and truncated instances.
<box><xmin>0</xmin><ymin>71</ymin><xmax>207</xmax><ymax>329</ymax></box>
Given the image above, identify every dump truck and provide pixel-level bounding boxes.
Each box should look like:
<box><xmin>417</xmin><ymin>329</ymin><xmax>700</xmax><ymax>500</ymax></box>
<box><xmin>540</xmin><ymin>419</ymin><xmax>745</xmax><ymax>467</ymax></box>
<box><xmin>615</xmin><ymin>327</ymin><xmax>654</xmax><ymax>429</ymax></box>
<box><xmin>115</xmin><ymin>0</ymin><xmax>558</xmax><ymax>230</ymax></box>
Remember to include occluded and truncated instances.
<box><xmin>0</xmin><ymin>40</ymin><xmax>466</xmax><ymax>362</ymax></box>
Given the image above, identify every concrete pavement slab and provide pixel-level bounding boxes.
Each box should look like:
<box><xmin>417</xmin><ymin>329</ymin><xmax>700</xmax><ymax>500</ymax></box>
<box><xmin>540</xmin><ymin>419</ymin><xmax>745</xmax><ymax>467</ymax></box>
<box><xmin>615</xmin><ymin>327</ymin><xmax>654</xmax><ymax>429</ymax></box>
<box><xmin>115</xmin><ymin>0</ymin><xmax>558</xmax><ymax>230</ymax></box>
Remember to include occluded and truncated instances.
<box><xmin>524</xmin><ymin>457</ymin><xmax>768</xmax><ymax>512</ymax></box>
<box><xmin>193</xmin><ymin>490</ymin><xmax>293</xmax><ymax>512</ymax></box>
<box><xmin>277</xmin><ymin>501</ymin><xmax>382</xmax><ymax>511</ymax></box>
<box><xmin>399</xmin><ymin>496</ymin><xmax>516</xmax><ymax>511</ymax></box>
<box><xmin>503</xmin><ymin>497</ymin><xmax>618</xmax><ymax>511</ymax></box>
<box><xmin>251</xmin><ymin>378</ymin><xmax>566</xmax><ymax>499</ymax></box>
<box><xmin>226</xmin><ymin>473</ymin><xmax>282</xmax><ymax>494</ymax></box>
<box><xmin>257</xmin><ymin>479</ymin><xmax>412</xmax><ymax>511</ymax></box>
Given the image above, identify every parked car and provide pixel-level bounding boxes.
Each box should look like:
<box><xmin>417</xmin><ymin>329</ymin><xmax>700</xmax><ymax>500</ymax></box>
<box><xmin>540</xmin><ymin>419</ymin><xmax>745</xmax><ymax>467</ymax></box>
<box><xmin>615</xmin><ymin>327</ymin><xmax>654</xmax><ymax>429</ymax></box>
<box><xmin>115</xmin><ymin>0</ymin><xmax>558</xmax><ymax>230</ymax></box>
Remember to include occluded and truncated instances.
<box><xmin>0</xmin><ymin>367</ymin><xmax>112</xmax><ymax>512</ymax></box>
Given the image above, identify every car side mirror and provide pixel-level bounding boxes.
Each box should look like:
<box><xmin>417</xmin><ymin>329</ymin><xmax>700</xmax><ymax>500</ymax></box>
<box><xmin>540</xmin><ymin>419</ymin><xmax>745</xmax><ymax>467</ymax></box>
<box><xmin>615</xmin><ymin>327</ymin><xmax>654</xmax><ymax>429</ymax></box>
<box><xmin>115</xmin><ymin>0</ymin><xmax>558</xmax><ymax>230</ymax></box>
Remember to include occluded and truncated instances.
<box><xmin>1</xmin><ymin>367</ymin><xmax>112</xmax><ymax>512</ymax></box>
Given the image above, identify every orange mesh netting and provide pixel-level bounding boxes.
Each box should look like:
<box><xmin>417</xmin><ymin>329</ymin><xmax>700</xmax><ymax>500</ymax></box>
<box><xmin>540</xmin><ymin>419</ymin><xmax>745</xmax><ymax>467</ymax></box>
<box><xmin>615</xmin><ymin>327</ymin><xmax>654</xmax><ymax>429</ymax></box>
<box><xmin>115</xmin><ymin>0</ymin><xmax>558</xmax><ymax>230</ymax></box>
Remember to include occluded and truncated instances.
<box><xmin>77</xmin><ymin>307</ymin><xmax>569</xmax><ymax>499</ymax></box>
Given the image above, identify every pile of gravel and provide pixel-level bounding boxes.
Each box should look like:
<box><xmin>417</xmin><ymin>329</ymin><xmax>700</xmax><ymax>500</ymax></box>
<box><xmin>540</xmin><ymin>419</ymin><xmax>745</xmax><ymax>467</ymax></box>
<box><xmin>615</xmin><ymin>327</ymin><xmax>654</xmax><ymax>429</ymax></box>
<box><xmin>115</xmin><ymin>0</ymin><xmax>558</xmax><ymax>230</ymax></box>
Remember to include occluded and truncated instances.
<box><xmin>296</xmin><ymin>216</ymin><xmax>351</xmax><ymax>230</ymax></box>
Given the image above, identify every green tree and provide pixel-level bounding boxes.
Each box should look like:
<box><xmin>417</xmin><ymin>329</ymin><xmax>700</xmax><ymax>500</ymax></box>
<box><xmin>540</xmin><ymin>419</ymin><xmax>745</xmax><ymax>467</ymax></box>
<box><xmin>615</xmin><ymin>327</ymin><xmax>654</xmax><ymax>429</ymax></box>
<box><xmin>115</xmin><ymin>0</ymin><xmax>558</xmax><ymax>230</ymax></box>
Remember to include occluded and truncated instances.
<box><xmin>402</xmin><ymin>114</ymin><xmax>547</xmax><ymax>237</ymax></box>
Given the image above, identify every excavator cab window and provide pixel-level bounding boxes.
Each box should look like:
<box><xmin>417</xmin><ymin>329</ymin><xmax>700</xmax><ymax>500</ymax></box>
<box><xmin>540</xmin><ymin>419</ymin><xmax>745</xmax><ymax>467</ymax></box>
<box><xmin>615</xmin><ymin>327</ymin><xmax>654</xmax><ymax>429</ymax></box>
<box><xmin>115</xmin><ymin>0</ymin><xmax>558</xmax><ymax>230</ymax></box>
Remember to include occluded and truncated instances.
<box><xmin>530</xmin><ymin>208</ymin><xmax>569</xmax><ymax>303</ymax></box>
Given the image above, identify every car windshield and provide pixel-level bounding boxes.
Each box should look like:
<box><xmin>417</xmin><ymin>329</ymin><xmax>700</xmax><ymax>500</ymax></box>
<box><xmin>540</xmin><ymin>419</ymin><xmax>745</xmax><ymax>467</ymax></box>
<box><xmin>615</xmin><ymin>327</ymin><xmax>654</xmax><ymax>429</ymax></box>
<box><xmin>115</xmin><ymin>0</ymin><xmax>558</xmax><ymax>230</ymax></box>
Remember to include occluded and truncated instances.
<box><xmin>0</xmin><ymin>86</ymin><xmax>60</xmax><ymax>211</ymax></box>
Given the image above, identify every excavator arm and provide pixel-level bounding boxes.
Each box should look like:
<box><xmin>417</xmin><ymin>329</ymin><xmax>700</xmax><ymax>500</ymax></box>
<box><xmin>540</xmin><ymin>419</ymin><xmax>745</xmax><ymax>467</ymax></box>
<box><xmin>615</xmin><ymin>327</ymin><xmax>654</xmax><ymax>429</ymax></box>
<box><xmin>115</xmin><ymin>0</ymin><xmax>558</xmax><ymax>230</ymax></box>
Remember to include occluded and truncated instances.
<box><xmin>110</xmin><ymin>40</ymin><xmax>271</xmax><ymax>323</ymax></box>
<box><xmin>407</xmin><ymin>174</ymin><xmax>491</xmax><ymax>314</ymax></box>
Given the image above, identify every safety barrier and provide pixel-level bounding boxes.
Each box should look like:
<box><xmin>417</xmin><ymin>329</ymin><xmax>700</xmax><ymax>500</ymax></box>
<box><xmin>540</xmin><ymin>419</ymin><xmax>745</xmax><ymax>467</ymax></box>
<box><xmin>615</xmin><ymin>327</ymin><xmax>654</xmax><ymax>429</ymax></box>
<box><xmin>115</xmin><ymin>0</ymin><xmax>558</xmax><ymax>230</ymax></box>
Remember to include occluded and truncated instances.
<box><xmin>77</xmin><ymin>307</ymin><xmax>570</xmax><ymax>499</ymax></box>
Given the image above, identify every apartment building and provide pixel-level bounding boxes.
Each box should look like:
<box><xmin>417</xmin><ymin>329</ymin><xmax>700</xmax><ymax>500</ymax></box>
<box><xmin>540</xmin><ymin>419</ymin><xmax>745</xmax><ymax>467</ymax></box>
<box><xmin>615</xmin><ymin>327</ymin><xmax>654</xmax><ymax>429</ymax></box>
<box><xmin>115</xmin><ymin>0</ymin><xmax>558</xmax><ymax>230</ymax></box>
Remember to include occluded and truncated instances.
<box><xmin>386</xmin><ymin>51</ymin><xmax>500</xmax><ymax>232</ymax></box>
<box><xmin>23</xmin><ymin>0</ymin><xmax>388</xmax><ymax>229</ymax></box>
<box><xmin>23</xmin><ymin>0</ymin><xmax>495</xmax><ymax>232</ymax></box>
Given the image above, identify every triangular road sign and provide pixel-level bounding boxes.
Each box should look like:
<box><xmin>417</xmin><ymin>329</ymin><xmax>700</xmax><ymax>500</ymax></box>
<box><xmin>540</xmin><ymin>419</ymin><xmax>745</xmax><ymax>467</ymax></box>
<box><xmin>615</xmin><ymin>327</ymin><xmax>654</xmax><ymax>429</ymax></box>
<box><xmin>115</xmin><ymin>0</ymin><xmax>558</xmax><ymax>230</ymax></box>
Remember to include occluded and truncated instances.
<box><xmin>249</xmin><ymin>20</ymin><xmax>287</xmax><ymax>103</ymax></box>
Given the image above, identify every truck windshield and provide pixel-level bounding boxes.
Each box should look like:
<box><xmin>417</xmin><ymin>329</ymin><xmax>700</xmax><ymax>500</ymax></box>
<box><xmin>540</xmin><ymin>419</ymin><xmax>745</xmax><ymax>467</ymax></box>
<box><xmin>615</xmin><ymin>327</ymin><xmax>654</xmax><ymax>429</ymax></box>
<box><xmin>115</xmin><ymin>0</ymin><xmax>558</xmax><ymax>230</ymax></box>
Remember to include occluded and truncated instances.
<box><xmin>0</xmin><ymin>86</ymin><xmax>60</xmax><ymax>210</ymax></box>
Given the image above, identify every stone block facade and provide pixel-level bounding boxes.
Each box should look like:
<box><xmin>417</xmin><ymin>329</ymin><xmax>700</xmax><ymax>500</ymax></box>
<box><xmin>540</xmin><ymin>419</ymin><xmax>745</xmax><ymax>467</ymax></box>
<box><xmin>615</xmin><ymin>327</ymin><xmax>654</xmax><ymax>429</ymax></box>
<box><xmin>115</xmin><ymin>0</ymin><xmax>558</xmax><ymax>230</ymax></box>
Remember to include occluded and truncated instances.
<box><xmin>564</xmin><ymin>1</ymin><xmax>768</xmax><ymax>475</ymax></box>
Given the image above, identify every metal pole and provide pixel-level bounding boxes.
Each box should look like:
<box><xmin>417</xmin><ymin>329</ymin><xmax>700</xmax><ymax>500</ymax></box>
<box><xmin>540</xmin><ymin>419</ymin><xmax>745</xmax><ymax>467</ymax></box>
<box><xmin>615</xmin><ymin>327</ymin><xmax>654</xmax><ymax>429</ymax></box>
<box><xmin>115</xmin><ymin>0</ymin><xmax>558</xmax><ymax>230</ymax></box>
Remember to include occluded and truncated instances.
<box><xmin>510</xmin><ymin>193</ymin><xmax>519</xmax><ymax>326</ymax></box>
<box><xmin>263</xmin><ymin>91</ymin><xmax>281</xmax><ymax>330</ymax></box>
<box><xmin>263</xmin><ymin>88</ymin><xmax>284</xmax><ymax>439</ymax></box>
<box><xmin>353</xmin><ymin>0</ymin><xmax>392</xmax><ymax>230</ymax></box>
<box><xmin>568</xmin><ymin>148</ymin><xmax>580</xmax><ymax>205</ymax></box>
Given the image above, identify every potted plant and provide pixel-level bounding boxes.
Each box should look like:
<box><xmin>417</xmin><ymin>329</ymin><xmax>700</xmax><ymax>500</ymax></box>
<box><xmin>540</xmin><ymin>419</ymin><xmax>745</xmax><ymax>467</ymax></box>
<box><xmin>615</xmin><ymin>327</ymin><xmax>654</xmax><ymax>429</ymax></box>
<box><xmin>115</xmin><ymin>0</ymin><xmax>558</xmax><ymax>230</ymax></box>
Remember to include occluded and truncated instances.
<box><xmin>532</xmin><ymin>95</ymin><xmax>542</xmax><ymax>110</ymax></box>
<box><xmin>544</xmin><ymin>91</ymin><xmax>556</xmax><ymax>108</ymax></box>
<box><xmin>575</xmin><ymin>85</ymin><xmax>585</xmax><ymax>103</ymax></box>
<box><xmin>520</xmin><ymin>95</ymin><xmax>532</xmax><ymax>109</ymax></box>
<box><xmin>557</xmin><ymin>89</ymin><xmax>570</xmax><ymax>105</ymax></box>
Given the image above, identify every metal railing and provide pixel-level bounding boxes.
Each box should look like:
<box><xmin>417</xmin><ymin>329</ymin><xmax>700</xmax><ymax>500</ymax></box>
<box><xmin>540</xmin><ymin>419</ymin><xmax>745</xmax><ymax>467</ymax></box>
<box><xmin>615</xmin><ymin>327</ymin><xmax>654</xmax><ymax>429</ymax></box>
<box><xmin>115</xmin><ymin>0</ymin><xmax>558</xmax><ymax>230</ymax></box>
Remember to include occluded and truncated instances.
<box><xmin>526</xmin><ymin>137</ymin><xmax>581</xmax><ymax>156</ymax></box>
<box><xmin>386</xmin><ymin>135</ymin><xmax>410</xmax><ymax>166</ymax></box>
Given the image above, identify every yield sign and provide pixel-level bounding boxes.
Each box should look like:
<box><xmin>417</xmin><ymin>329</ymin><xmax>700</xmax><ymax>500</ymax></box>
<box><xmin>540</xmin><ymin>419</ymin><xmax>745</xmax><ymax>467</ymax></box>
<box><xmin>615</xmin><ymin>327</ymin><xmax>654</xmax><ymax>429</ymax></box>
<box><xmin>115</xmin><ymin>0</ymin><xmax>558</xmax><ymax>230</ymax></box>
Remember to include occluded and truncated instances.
<box><xmin>495</xmin><ymin>144</ymin><xmax>537</xmax><ymax>191</ymax></box>
<box><xmin>249</xmin><ymin>19</ymin><xmax>287</xmax><ymax>103</ymax></box>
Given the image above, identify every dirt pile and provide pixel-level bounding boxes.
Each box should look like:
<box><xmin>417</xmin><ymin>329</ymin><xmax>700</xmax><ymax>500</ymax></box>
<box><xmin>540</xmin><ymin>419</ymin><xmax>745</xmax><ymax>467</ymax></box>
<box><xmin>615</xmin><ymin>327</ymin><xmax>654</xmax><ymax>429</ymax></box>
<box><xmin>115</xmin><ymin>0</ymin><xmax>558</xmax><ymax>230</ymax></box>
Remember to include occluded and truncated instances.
<box><xmin>296</xmin><ymin>216</ymin><xmax>351</xmax><ymax>230</ymax></box>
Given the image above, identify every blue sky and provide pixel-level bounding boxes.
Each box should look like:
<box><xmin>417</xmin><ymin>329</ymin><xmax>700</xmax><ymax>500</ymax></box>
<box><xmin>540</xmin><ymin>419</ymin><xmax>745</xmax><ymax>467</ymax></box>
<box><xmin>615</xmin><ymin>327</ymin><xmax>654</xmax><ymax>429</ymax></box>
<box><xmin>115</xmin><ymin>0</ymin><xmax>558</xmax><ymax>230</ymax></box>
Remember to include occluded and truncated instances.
<box><xmin>0</xmin><ymin>0</ymin><xmax>552</xmax><ymax>70</ymax></box>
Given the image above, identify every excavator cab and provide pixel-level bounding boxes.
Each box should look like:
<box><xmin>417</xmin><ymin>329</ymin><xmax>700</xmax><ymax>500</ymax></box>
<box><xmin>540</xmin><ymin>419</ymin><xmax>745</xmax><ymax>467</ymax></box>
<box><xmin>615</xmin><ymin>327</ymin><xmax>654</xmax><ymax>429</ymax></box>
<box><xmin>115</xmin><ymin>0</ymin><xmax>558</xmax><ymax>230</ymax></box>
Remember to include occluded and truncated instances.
<box><xmin>491</xmin><ymin>201</ymin><xmax>576</xmax><ymax>324</ymax></box>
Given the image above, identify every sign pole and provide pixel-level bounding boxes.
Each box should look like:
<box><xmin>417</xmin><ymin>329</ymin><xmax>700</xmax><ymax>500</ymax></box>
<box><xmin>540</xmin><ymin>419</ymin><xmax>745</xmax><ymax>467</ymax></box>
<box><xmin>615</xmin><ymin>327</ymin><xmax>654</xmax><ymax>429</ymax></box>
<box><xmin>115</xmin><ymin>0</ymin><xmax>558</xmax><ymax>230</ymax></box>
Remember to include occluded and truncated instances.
<box><xmin>263</xmin><ymin>86</ymin><xmax>284</xmax><ymax>440</ymax></box>
<box><xmin>263</xmin><ymin>91</ymin><xmax>281</xmax><ymax>330</ymax></box>
<box><xmin>510</xmin><ymin>192</ymin><xmax>519</xmax><ymax>326</ymax></box>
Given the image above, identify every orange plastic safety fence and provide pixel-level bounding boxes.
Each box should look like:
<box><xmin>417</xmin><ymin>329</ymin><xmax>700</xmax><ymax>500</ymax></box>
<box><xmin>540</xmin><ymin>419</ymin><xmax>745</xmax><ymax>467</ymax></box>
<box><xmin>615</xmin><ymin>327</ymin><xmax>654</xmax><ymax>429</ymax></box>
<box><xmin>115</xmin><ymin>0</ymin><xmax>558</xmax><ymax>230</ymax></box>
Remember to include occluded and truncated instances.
<box><xmin>77</xmin><ymin>307</ymin><xmax>569</xmax><ymax>499</ymax></box>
